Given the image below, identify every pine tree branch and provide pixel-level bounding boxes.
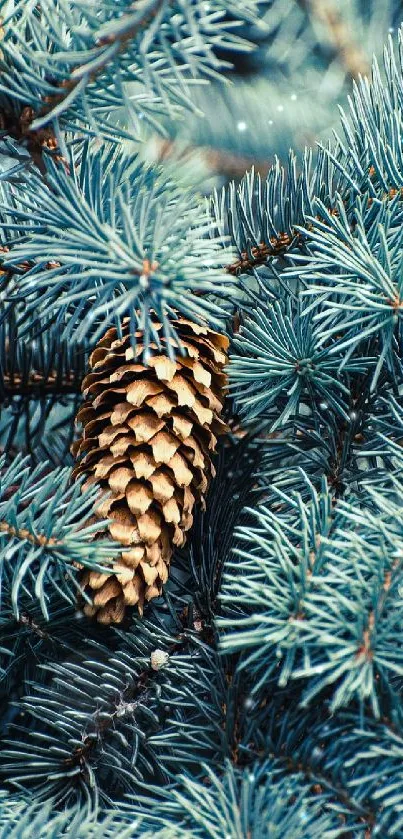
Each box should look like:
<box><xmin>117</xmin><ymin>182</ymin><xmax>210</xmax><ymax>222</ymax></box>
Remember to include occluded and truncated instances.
<box><xmin>0</xmin><ymin>626</ymin><xmax>225</xmax><ymax>804</ymax></box>
<box><xmin>224</xmin><ymin>179</ymin><xmax>403</xmax><ymax>279</ymax></box>
<box><xmin>226</xmin><ymin>234</ymin><xmax>295</xmax><ymax>275</ymax></box>
<box><xmin>2</xmin><ymin>374</ymin><xmax>82</xmax><ymax>397</ymax></box>
<box><xmin>0</xmin><ymin>456</ymin><xmax>115</xmax><ymax>619</ymax></box>
<box><xmin>30</xmin><ymin>0</ymin><xmax>167</xmax><ymax>131</ymax></box>
<box><xmin>281</xmin><ymin>752</ymin><xmax>374</xmax><ymax>829</ymax></box>
<box><xmin>0</xmin><ymin>520</ymin><xmax>61</xmax><ymax>548</ymax></box>
<box><xmin>17</xmin><ymin>612</ymin><xmax>51</xmax><ymax>641</ymax></box>
<box><xmin>2</xmin><ymin>1</ymin><xmax>262</xmax><ymax>144</ymax></box>
<box><xmin>1</xmin><ymin>146</ymin><xmax>234</xmax><ymax>347</ymax></box>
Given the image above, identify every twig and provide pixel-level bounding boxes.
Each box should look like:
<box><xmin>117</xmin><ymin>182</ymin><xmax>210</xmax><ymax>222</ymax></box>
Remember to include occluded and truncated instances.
<box><xmin>0</xmin><ymin>106</ymin><xmax>64</xmax><ymax>172</ymax></box>
<box><xmin>224</xmin><ymin>180</ymin><xmax>403</xmax><ymax>277</ymax></box>
<box><xmin>226</xmin><ymin>234</ymin><xmax>295</xmax><ymax>275</ymax></box>
<box><xmin>0</xmin><ymin>521</ymin><xmax>60</xmax><ymax>547</ymax></box>
<box><xmin>2</xmin><ymin>374</ymin><xmax>83</xmax><ymax>397</ymax></box>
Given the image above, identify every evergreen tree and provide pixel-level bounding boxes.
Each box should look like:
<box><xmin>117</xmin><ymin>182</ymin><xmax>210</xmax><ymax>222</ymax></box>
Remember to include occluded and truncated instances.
<box><xmin>1</xmin><ymin>1</ymin><xmax>403</xmax><ymax>837</ymax></box>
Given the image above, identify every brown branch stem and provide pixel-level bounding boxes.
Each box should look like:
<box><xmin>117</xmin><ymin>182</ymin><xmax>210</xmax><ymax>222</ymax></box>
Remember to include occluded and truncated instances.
<box><xmin>226</xmin><ymin>234</ymin><xmax>295</xmax><ymax>276</ymax></box>
<box><xmin>2</xmin><ymin>375</ymin><xmax>83</xmax><ymax>397</ymax></box>
<box><xmin>0</xmin><ymin>520</ymin><xmax>60</xmax><ymax>547</ymax></box>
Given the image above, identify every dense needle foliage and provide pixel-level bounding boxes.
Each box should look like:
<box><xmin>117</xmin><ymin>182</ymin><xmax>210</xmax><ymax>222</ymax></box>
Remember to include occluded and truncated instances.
<box><xmin>1</xmin><ymin>1</ymin><xmax>403</xmax><ymax>837</ymax></box>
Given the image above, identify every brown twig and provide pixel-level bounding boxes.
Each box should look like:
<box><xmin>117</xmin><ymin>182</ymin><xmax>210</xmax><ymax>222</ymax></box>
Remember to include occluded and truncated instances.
<box><xmin>0</xmin><ymin>106</ymin><xmax>64</xmax><ymax>172</ymax></box>
<box><xmin>224</xmin><ymin>180</ymin><xmax>403</xmax><ymax>277</ymax></box>
<box><xmin>2</xmin><ymin>374</ymin><xmax>83</xmax><ymax>397</ymax></box>
<box><xmin>0</xmin><ymin>521</ymin><xmax>60</xmax><ymax>547</ymax></box>
<box><xmin>0</xmin><ymin>252</ymin><xmax>84</xmax><ymax>396</ymax></box>
<box><xmin>19</xmin><ymin>613</ymin><xmax>50</xmax><ymax>639</ymax></box>
<box><xmin>226</xmin><ymin>233</ymin><xmax>295</xmax><ymax>276</ymax></box>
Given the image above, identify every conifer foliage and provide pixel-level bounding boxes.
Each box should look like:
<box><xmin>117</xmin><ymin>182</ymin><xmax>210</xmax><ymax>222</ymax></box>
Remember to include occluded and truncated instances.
<box><xmin>1</xmin><ymin>1</ymin><xmax>403</xmax><ymax>837</ymax></box>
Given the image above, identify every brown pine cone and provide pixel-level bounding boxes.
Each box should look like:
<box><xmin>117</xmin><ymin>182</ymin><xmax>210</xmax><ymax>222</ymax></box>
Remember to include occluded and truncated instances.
<box><xmin>72</xmin><ymin>316</ymin><xmax>228</xmax><ymax>624</ymax></box>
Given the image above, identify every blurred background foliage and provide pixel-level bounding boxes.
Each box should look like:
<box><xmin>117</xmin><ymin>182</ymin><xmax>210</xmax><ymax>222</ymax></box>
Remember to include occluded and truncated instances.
<box><xmin>129</xmin><ymin>1</ymin><xmax>403</xmax><ymax>188</ymax></box>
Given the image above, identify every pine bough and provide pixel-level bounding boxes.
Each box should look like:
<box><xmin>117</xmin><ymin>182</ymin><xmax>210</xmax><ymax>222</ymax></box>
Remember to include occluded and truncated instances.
<box><xmin>1</xmin><ymin>2</ymin><xmax>403</xmax><ymax>836</ymax></box>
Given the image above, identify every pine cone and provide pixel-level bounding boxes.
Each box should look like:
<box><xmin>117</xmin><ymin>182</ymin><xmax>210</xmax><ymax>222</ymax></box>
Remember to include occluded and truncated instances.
<box><xmin>72</xmin><ymin>316</ymin><xmax>228</xmax><ymax>624</ymax></box>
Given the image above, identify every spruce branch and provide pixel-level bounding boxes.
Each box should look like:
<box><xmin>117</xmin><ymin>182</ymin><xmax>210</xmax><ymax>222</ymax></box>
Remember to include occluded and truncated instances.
<box><xmin>227</xmin><ymin>677</ymin><xmax>403</xmax><ymax>834</ymax></box>
<box><xmin>0</xmin><ymin>103</ymin><xmax>65</xmax><ymax>173</ymax></box>
<box><xmin>226</xmin><ymin>233</ymin><xmax>294</xmax><ymax>276</ymax></box>
<box><xmin>0</xmin><ymin>309</ymin><xmax>87</xmax><ymax>398</ymax></box>
<box><xmin>0</xmin><ymin>144</ymin><xmax>235</xmax><ymax>352</ymax></box>
<box><xmin>0</xmin><ymin>592</ymin><xmax>122</xmax><ymax>719</ymax></box>
<box><xmin>228</xmin><ymin>296</ymin><xmax>372</xmax><ymax>427</ymax></box>
<box><xmin>217</xmin><ymin>34</ymin><xmax>403</xmax><ymax>284</ymax></box>
<box><xmin>124</xmin><ymin>759</ymin><xmax>359</xmax><ymax>838</ymax></box>
<box><xmin>212</xmin><ymin>149</ymin><xmax>351</xmax><ymax>281</ymax></box>
<box><xmin>1</xmin><ymin>0</ymin><xmax>262</xmax><ymax>140</ymax></box>
<box><xmin>0</xmin><ymin>454</ymin><xmax>117</xmax><ymax>619</ymax></box>
<box><xmin>2</xmin><ymin>12</ymin><xmax>403</xmax><ymax>839</ymax></box>
<box><xmin>268</xmin><ymin>696</ymin><xmax>403</xmax><ymax>836</ymax></box>
<box><xmin>219</xmin><ymin>473</ymin><xmax>403</xmax><ymax>717</ymax></box>
<box><xmin>0</xmin><ymin>626</ymin><xmax>226</xmax><ymax>805</ymax></box>
<box><xmin>30</xmin><ymin>0</ymin><xmax>167</xmax><ymax>132</ymax></box>
<box><xmin>0</xmin><ymin>794</ymin><xmax>154</xmax><ymax>838</ymax></box>
<box><xmin>291</xmin><ymin>196</ymin><xmax>403</xmax><ymax>391</ymax></box>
